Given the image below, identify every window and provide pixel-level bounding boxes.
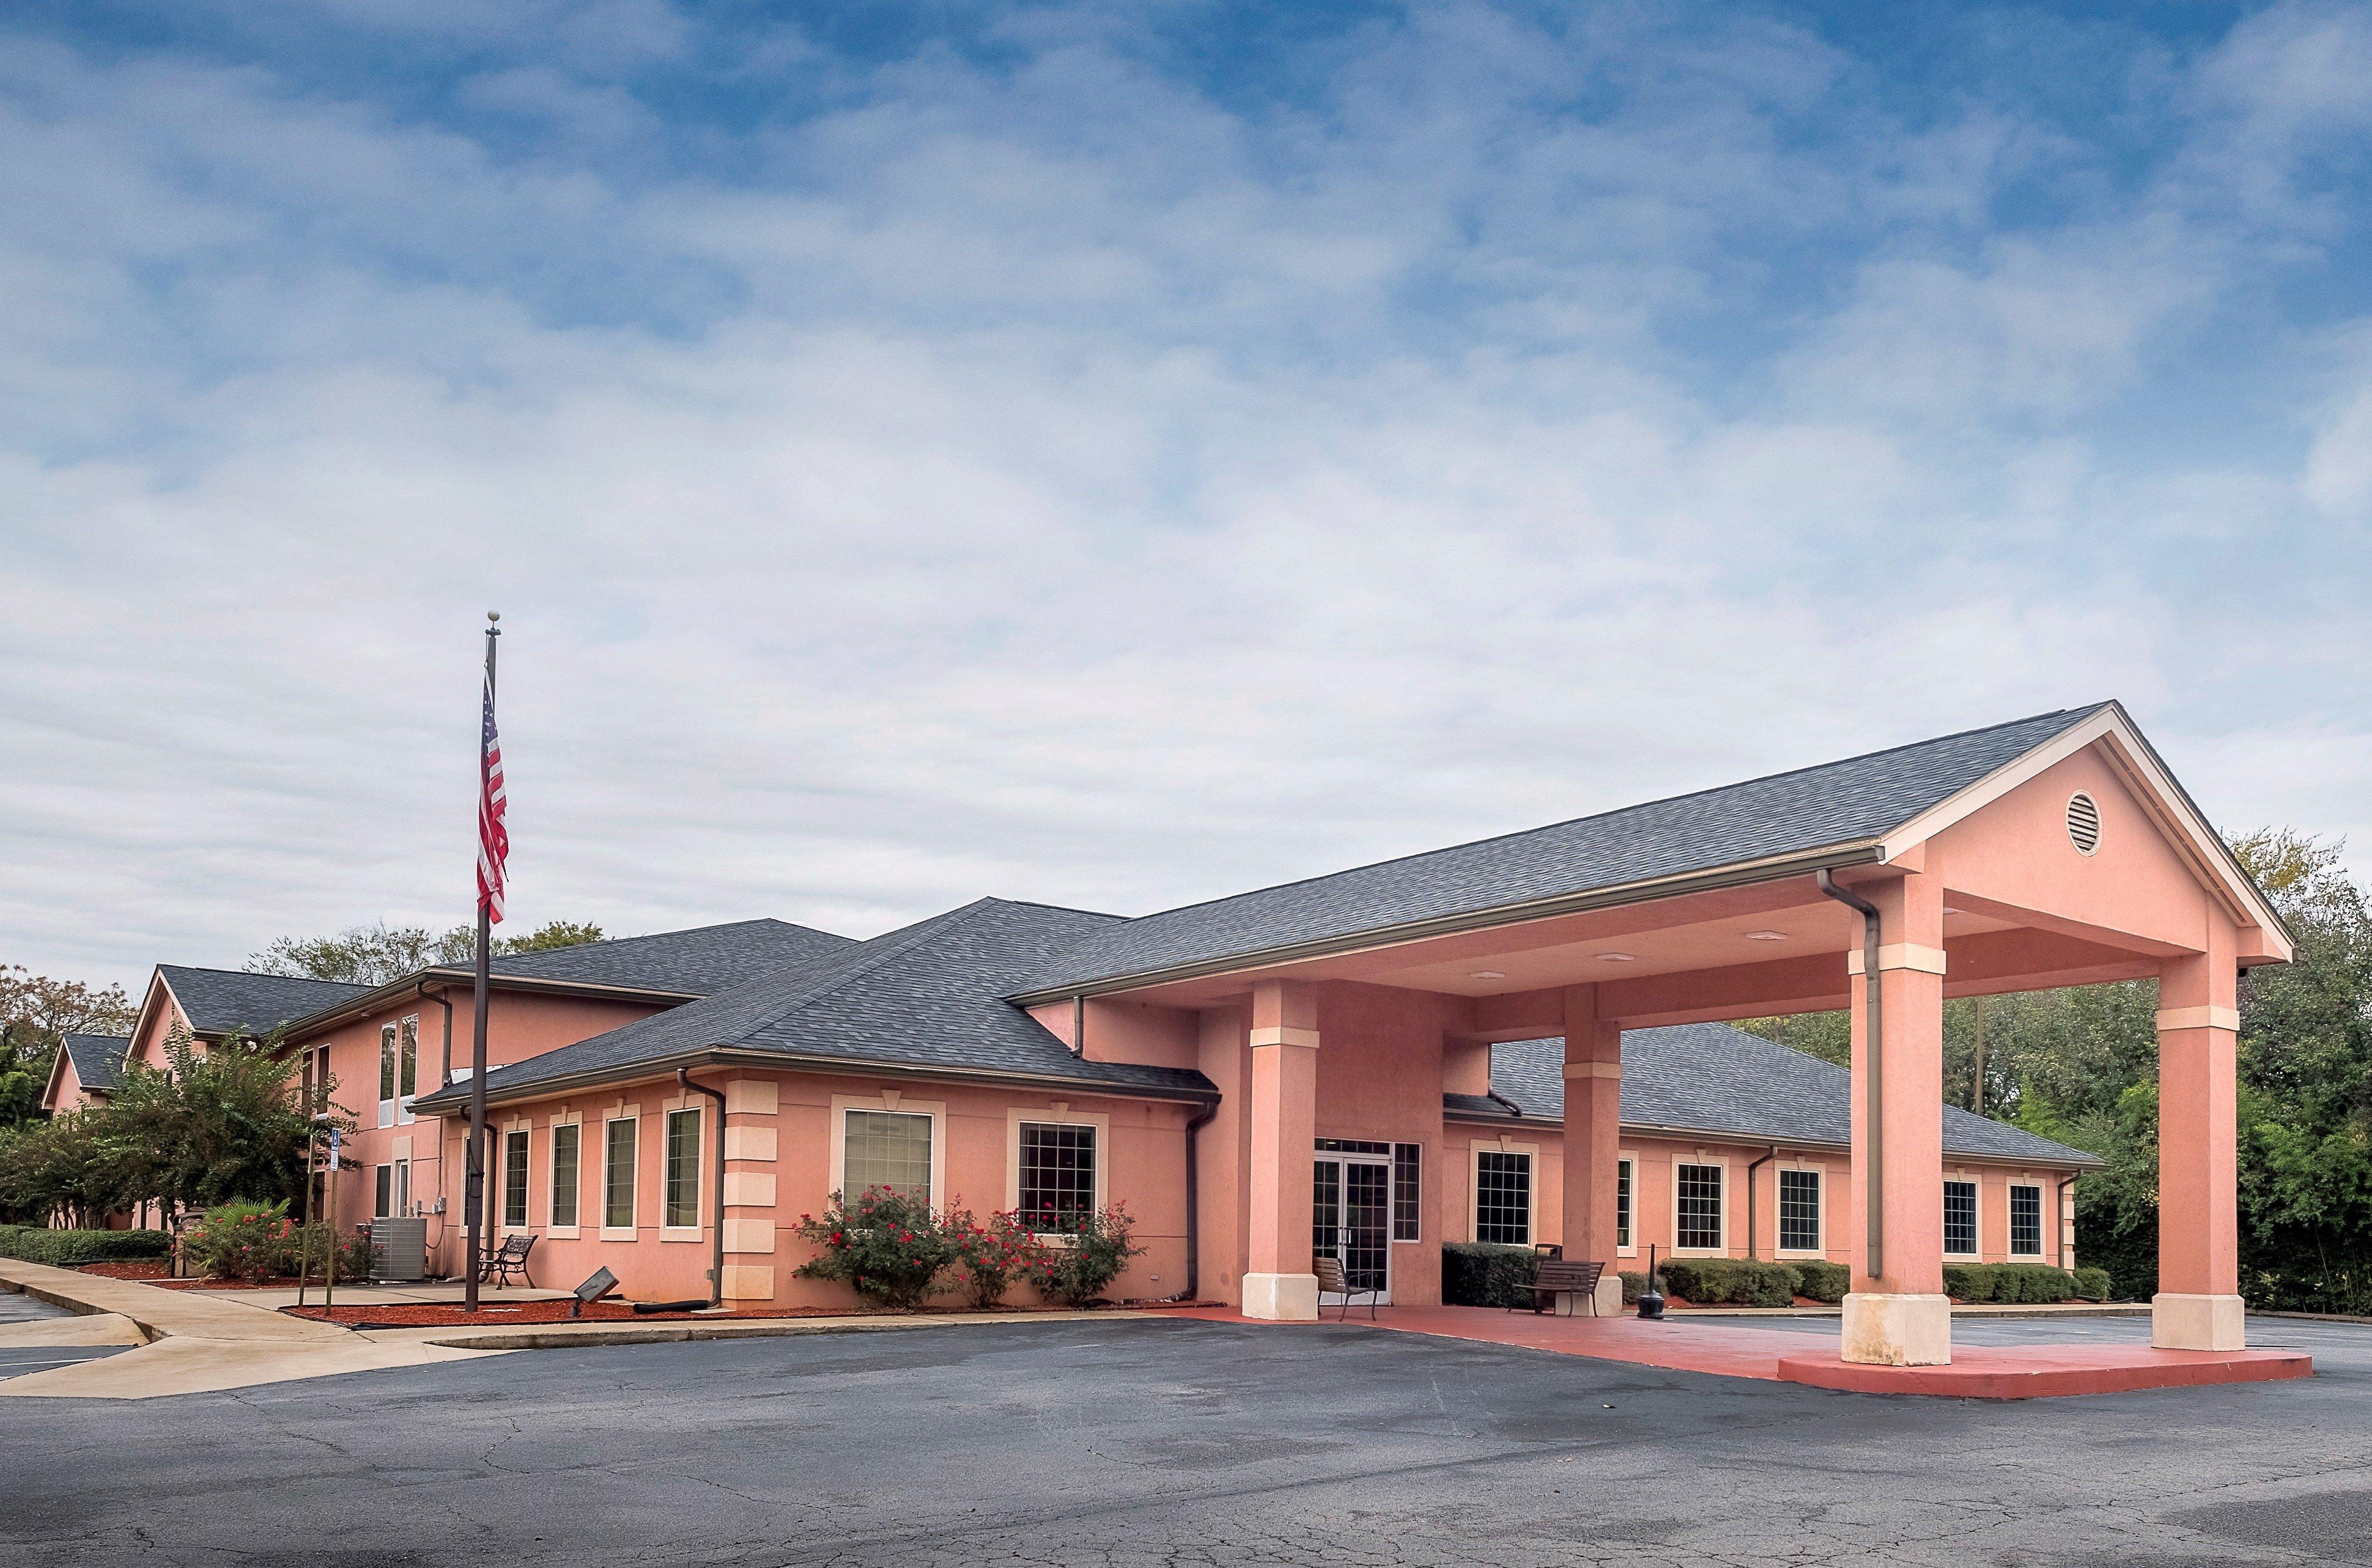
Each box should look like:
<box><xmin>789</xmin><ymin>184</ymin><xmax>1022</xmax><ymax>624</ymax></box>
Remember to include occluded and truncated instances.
<box><xmin>377</xmin><ymin>1024</ymin><xmax>397</xmax><ymax>1127</ymax></box>
<box><xmin>503</xmin><ymin>1129</ymin><xmax>530</xmax><ymax>1228</ymax></box>
<box><xmin>550</xmin><ymin>1123</ymin><xmax>580</xmax><ymax>1229</ymax></box>
<box><xmin>1778</xmin><ymin>1168</ymin><xmax>1822</xmax><ymax>1253</ymax></box>
<box><xmin>664</xmin><ymin>1108</ymin><xmax>703</xmax><ymax>1229</ymax></box>
<box><xmin>1017</xmin><ymin>1122</ymin><xmax>1096</xmax><ymax>1227</ymax></box>
<box><xmin>1474</xmin><ymin>1150</ymin><xmax>1532</xmax><ymax>1246</ymax></box>
<box><xmin>1676</xmin><ymin>1163</ymin><xmax>1724</xmax><ymax>1251</ymax></box>
<box><xmin>396</xmin><ymin>1016</ymin><xmax>418</xmax><ymax>1123</ymax></box>
<box><xmin>2009</xmin><ymin>1183</ymin><xmax>2043</xmax><ymax>1257</ymax></box>
<box><xmin>1615</xmin><ymin>1158</ymin><xmax>1633</xmax><ymax>1250</ymax></box>
<box><xmin>373</xmin><ymin>1160</ymin><xmax>408</xmax><ymax>1219</ymax></box>
<box><xmin>605</xmin><ymin>1117</ymin><xmax>638</xmax><ymax>1230</ymax></box>
<box><xmin>844</xmin><ymin>1109</ymin><xmax>933</xmax><ymax>1202</ymax></box>
<box><xmin>1944</xmin><ymin>1180</ymin><xmax>1979</xmax><ymax>1256</ymax></box>
<box><xmin>1392</xmin><ymin>1143</ymin><xmax>1421</xmax><ymax>1243</ymax></box>
<box><xmin>1316</xmin><ymin>1137</ymin><xmax>1391</xmax><ymax>1155</ymax></box>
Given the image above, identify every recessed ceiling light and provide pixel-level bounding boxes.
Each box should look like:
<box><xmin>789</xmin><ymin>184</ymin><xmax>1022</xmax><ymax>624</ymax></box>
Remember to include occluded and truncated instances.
<box><xmin>1468</xmin><ymin>970</ymin><xmax>1505</xmax><ymax>980</ymax></box>
<box><xmin>1597</xmin><ymin>952</ymin><xmax>1636</xmax><ymax>963</ymax></box>
<box><xmin>1745</xmin><ymin>930</ymin><xmax>1787</xmax><ymax>942</ymax></box>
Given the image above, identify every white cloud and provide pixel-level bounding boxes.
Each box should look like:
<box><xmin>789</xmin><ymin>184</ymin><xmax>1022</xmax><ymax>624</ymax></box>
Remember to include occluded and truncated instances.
<box><xmin>0</xmin><ymin>1</ymin><xmax>2367</xmax><ymax>988</ymax></box>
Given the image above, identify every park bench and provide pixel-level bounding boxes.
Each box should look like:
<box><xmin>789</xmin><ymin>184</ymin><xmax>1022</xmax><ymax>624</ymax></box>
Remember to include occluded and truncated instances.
<box><xmin>475</xmin><ymin>1233</ymin><xmax>536</xmax><ymax>1289</ymax></box>
<box><xmin>1518</xmin><ymin>1257</ymin><xmax>1604</xmax><ymax>1316</ymax></box>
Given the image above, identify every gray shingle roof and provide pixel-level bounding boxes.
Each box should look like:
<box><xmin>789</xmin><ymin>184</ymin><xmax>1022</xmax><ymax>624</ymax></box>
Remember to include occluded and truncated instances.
<box><xmin>159</xmin><ymin>967</ymin><xmax>371</xmax><ymax>1037</ymax></box>
<box><xmin>1019</xmin><ymin>705</ymin><xmax>2107</xmax><ymax>996</ymax></box>
<box><xmin>61</xmin><ymin>1034</ymin><xmax>130</xmax><ymax>1094</ymax></box>
<box><xmin>415</xmin><ymin>898</ymin><xmax>1215</xmax><ymax>1111</ymax></box>
<box><xmin>1446</xmin><ymin>1025</ymin><xmax>2100</xmax><ymax>1167</ymax></box>
<box><xmin>489</xmin><ymin>918</ymin><xmax>855</xmax><ymax>995</ymax></box>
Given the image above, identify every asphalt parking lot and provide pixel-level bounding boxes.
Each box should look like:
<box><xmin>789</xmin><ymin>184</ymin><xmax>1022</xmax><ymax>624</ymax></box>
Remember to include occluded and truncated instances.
<box><xmin>0</xmin><ymin>1292</ymin><xmax>126</xmax><ymax>1383</ymax></box>
<box><xmin>1</xmin><ymin>1313</ymin><xmax>2366</xmax><ymax>1567</ymax></box>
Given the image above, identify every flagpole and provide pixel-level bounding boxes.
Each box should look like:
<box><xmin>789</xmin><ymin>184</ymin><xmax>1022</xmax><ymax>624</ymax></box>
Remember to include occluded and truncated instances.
<box><xmin>465</xmin><ymin>611</ymin><xmax>500</xmax><ymax>1312</ymax></box>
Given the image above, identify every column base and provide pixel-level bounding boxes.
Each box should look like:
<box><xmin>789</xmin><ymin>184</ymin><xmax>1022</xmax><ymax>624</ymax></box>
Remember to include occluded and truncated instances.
<box><xmin>1243</xmin><ymin>1272</ymin><xmax>1319</xmax><ymax>1322</ymax></box>
<box><xmin>2152</xmin><ymin>1292</ymin><xmax>2245</xmax><ymax>1350</ymax></box>
<box><xmin>1594</xmin><ymin>1273</ymin><xmax>1624</xmax><ymax>1316</ymax></box>
<box><xmin>1841</xmin><ymin>1292</ymin><xmax>1952</xmax><ymax>1366</ymax></box>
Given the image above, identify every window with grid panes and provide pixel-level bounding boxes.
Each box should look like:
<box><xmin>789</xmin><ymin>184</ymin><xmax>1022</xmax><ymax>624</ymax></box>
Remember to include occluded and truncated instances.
<box><xmin>1392</xmin><ymin>1143</ymin><xmax>1421</xmax><ymax>1242</ymax></box>
<box><xmin>1474</xmin><ymin>1150</ymin><xmax>1531</xmax><ymax>1245</ymax></box>
<box><xmin>1676</xmin><ymin>1163</ymin><xmax>1724</xmax><ymax>1249</ymax></box>
<box><xmin>1018</xmin><ymin>1122</ymin><xmax>1096</xmax><ymax>1227</ymax></box>
<box><xmin>1944</xmin><ymin>1180</ymin><xmax>1979</xmax><ymax>1256</ymax></box>
<box><xmin>1778</xmin><ymin>1167</ymin><xmax>1821</xmax><ymax>1252</ymax></box>
<box><xmin>2009</xmin><ymin>1184</ymin><xmax>2043</xmax><ymax>1256</ymax></box>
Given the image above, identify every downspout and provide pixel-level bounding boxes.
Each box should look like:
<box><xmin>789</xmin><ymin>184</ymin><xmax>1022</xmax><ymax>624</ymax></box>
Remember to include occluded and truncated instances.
<box><xmin>678</xmin><ymin>1068</ymin><xmax>730</xmax><ymax>1309</ymax></box>
<box><xmin>1745</xmin><ymin>1146</ymin><xmax>1776</xmax><ymax>1260</ymax></box>
<box><xmin>1817</xmin><ymin>869</ymin><xmax>1884</xmax><ymax>1284</ymax></box>
<box><xmin>1485</xmin><ymin>1089</ymin><xmax>1524</xmax><ymax>1118</ymax></box>
<box><xmin>1072</xmin><ymin>994</ymin><xmax>1086</xmax><ymax>1057</ymax></box>
<box><xmin>421</xmin><ymin>982</ymin><xmax>453</xmax><ymax>1090</ymax></box>
<box><xmin>1180</xmin><ymin>1098</ymin><xmax>1219</xmax><ymax>1302</ymax></box>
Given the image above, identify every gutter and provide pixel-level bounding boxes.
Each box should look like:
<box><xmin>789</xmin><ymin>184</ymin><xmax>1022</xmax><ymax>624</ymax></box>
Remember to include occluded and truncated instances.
<box><xmin>1006</xmin><ymin>843</ymin><xmax>1889</xmax><ymax>1006</ymax></box>
<box><xmin>1816</xmin><ymin>869</ymin><xmax>1884</xmax><ymax>1283</ymax></box>
<box><xmin>412</xmin><ymin>1045</ymin><xmax>1220</xmax><ymax>1119</ymax></box>
<box><xmin>678</xmin><ymin>1069</ymin><xmax>730</xmax><ymax>1309</ymax></box>
<box><xmin>1434</xmin><ymin>1105</ymin><xmax>2105</xmax><ymax>1172</ymax></box>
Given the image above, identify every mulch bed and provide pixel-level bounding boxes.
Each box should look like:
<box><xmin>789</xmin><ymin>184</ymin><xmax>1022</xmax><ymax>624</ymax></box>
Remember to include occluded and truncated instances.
<box><xmin>287</xmin><ymin>1301</ymin><xmax>1019</xmax><ymax>1328</ymax></box>
<box><xmin>73</xmin><ymin>1262</ymin><xmax>301</xmax><ymax>1290</ymax></box>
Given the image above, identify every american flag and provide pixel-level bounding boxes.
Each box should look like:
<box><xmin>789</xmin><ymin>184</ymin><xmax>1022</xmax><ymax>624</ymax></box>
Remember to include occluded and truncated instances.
<box><xmin>477</xmin><ymin>668</ymin><xmax>508</xmax><ymax>925</ymax></box>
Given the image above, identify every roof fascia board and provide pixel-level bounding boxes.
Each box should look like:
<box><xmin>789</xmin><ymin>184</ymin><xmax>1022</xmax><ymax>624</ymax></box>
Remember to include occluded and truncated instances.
<box><xmin>1876</xmin><ymin>704</ymin><xmax>2293</xmax><ymax>958</ymax></box>
<box><xmin>1439</xmin><ymin>1107</ymin><xmax>2104</xmax><ymax>1169</ymax></box>
<box><xmin>280</xmin><ymin>968</ymin><xmax>703</xmax><ymax>1041</ymax></box>
<box><xmin>38</xmin><ymin>1046</ymin><xmax>75</xmax><ymax>1112</ymax></box>
<box><xmin>412</xmin><ymin>1046</ymin><xmax>1218</xmax><ymax>1116</ymax></box>
<box><xmin>1009</xmin><ymin>842</ymin><xmax>1888</xmax><ymax>1005</ymax></box>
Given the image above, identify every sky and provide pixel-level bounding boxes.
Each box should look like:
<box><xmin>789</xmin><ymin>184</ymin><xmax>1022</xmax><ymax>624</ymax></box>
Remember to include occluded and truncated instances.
<box><xmin>3</xmin><ymin>0</ymin><xmax>2369</xmax><ymax>991</ymax></box>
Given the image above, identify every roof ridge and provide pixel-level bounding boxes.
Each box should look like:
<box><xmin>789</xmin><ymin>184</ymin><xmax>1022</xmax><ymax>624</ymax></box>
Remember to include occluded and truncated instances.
<box><xmin>158</xmin><ymin>963</ymin><xmax>366</xmax><ymax>987</ymax></box>
<box><xmin>1093</xmin><ymin>704</ymin><xmax>2107</xmax><ymax>926</ymax></box>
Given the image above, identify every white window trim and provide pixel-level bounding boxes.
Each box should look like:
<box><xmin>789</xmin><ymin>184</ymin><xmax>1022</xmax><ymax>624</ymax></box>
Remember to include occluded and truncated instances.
<box><xmin>829</xmin><ymin>1093</ymin><xmax>947</xmax><ymax>1209</ymax></box>
<box><xmin>374</xmin><ymin>1159</ymin><xmax>410</xmax><ymax>1219</ymax></box>
<box><xmin>1469</xmin><ymin>1138</ymin><xmax>1539</xmax><ymax>1248</ymax></box>
<box><xmin>1773</xmin><ymin>1161</ymin><xmax>1827</xmax><ymax>1257</ymax></box>
<box><xmin>1615</xmin><ymin>1150</ymin><xmax>1638</xmax><ymax>1257</ymax></box>
<box><xmin>545</xmin><ymin>1114</ymin><xmax>583</xmax><ymax>1238</ymax></box>
<box><xmin>1943</xmin><ymin>1175</ymin><xmax>1982</xmax><ymax>1258</ymax></box>
<box><xmin>498</xmin><ymin>1120</ymin><xmax>533</xmax><ymax>1233</ymax></box>
<box><xmin>601</xmin><ymin>1111</ymin><xmax>641</xmax><ymax>1241</ymax></box>
<box><xmin>660</xmin><ymin>1105</ymin><xmax>706</xmax><ymax>1241</ymax></box>
<box><xmin>1670</xmin><ymin>1155</ymin><xmax>1729</xmax><ymax>1255</ymax></box>
<box><xmin>1005</xmin><ymin>1106</ymin><xmax>1109</xmax><ymax>1233</ymax></box>
<box><xmin>396</xmin><ymin>1015</ymin><xmax>419</xmax><ymax>1125</ymax></box>
<box><xmin>2007</xmin><ymin>1180</ymin><xmax>2046</xmax><ymax>1259</ymax></box>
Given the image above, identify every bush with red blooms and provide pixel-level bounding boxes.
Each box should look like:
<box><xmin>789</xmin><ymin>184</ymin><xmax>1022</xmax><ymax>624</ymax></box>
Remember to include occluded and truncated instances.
<box><xmin>945</xmin><ymin>1208</ymin><xmax>1049</xmax><ymax>1309</ymax></box>
<box><xmin>791</xmin><ymin>1187</ymin><xmax>957</xmax><ymax>1309</ymax></box>
<box><xmin>1029</xmin><ymin>1203</ymin><xmax>1145</xmax><ymax>1307</ymax></box>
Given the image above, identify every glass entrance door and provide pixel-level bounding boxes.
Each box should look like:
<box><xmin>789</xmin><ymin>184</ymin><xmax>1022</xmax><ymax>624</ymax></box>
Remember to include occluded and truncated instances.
<box><xmin>1313</xmin><ymin>1155</ymin><xmax>1392</xmax><ymax>1303</ymax></box>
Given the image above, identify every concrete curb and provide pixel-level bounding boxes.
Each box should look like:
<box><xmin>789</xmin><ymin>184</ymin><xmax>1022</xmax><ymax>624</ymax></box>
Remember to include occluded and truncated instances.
<box><xmin>391</xmin><ymin>1309</ymin><xmax>1122</xmax><ymax>1352</ymax></box>
<box><xmin>1668</xmin><ymin>1303</ymin><xmax>2151</xmax><ymax>1320</ymax></box>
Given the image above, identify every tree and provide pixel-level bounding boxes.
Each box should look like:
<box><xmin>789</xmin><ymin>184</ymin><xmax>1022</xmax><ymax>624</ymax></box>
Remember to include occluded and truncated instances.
<box><xmin>249</xmin><ymin>917</ymin><xmax>607</xmax><ymax>986</ymax></box>
<box><xmin>94</xmin><ymin>1024</ymin><xmax>345</xmax><ymax>1218</ymax></box>
<box><xmin>0</xmin><ymin>966</ymin><xmax>138</xmax><ymax>1128</ymax></box>
<box><xmin>0</xmin><ymin>1112</ymin><xmax>128</xmax><ymax>1227</ymax></box>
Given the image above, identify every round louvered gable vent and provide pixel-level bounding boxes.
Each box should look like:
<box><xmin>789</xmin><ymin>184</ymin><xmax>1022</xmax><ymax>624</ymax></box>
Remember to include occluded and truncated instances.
<box><xmin>2066</xmin><ymin>791</ymin><xmax>2102</xmax><ymax>856</ymax></box>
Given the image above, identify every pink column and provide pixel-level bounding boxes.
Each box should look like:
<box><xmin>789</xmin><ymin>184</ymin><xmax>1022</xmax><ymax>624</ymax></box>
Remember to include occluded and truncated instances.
<box><xmin>1243</xmin><ymin>978</ymin><xmax>1319</xmax><ymax>1320</ymax></box>
<box><xmin>2154</xmin><ymin>925</ymin><xmax>2244</xmax><ymax>1349</ymax></box>
<box><xmin>1842</xmin><ymin>870</ymin><xmax>1950</xmax><ymax>1366</ymax></box>
<box><xmin>1560</xmin><ymin>986</ymin><xmax>1625</xmax><ymax>1314</ymax></box>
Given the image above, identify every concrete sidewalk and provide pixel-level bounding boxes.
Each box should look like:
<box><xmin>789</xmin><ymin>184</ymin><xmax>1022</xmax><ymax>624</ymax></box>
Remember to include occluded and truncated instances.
<box><xmin>0</xmin><ymin>1256</ymin><xmax>505</xmax><ymax>1400</ymax></box>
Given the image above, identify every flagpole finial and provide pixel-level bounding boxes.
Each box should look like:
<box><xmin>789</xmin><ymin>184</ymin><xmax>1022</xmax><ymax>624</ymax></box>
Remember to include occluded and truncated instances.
<box><xmin>487</xmin><ymin>610</ymin><xmax>501</xmax><ymax>623</ymax></box>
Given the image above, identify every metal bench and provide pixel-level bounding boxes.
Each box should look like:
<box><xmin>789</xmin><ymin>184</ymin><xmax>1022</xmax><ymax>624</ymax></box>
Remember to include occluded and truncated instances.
<box><xmin>1518</xmin><ymin>1257</ymin><xmax>1604</xmax><ymax>1316</ymax></box>
<box><xmin>475</xmin><ymin>1233</ymin><xmax>536</xmax><ymax>1289</ymax></box>
<box><xmin>1313</xmin><ymin>1255</ymin><xmax>1381</xmax><ymax>1320</ymax></box>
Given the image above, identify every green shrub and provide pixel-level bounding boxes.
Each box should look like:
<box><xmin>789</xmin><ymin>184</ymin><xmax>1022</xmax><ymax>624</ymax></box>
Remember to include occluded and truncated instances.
<box><xmin>1659</xmin><ymin>1257</ymin><xmax>1801</xmax><ymax>1307</ymax></box>
<box><xmin>3</xmin><ymin>1227</ymin><xmax>172</xmax><ymax>1266</ymax></box>
<box><xmin>1033</xmin><ymin>1204</ymin><xmax>1145</xmax><ymax>1306</ymax></box>
<box><xmin>792</xmin><ymin>1188</ymin><xmax>958</xmax><ymax>1308</ymax></box>
<box><xmin>181</xmin><ymin>1202</ymin><xmax>373</xmax><ymax>1282</ymax></box>
<box><xmin>945</xmin><ymin>1209</ymin><xmax>1047</xmax><ymax>1309</ymax></box>
<box><xmin>0</xmin><ymin>1223</ymin><xmax>29</xmax><ymax>1259</ymax></box>
<box><xmin>2072</xmin><ymin>1266</ymin><xmax>2113</xmax><ymax>1303</ymax></box>
<box><xmin>1792</xmin><ymin>1259</ymin><xmax>1849</xmax><ymax>1304</ymax></box>
<box><xmin>1946</xmin><ymin>1262</ymin><xmax>2077</xmax><ymax>1303</ymax></box>
<box><xmin>1442</xmin><ymin>1243</ymin><xmax>1539</xmax><ymax>1307</ymax></box>
<box><xmin>1618</xmin><ymin>1270</ymin><xmax>1647</xmax><ymax>1304</ymax></box>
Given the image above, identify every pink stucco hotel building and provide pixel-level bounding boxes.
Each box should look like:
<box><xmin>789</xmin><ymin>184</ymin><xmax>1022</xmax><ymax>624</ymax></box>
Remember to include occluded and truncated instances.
<box><xmin>64</xmin><ymin>703</ymin><xmax>2288</xmax><ymax>1367</ymax></box>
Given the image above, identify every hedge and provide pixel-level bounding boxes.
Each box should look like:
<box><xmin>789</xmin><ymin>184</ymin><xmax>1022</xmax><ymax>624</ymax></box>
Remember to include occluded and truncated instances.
<box><xmin>1791</xmin><ymin>1259</ymin><xmax>1849</xmax><ymax>1304</ymax></box>
<box><xmin>1943</xmin><ymin>1262</ymin><xmax>2078</xmax><ymax>1303</ymax></box>
<box><xmin>0</xmin><ymin>1227</ymin><xmax>173</xmax><ymax>1266</ymax></box>
<box><xmin>1442</xmin><ymin>1243</ymin><xmax>1540</xmax><ymax>1307</ymax></box>
<box><xmin>1659</xmin><ymin>1257</ymin><xmax>1801</xmax><ymax>1307</ymax></box>
<box><xmin>2072</xmin><ymin>1266</ymin><xmax>2113</xmax><ymax>1303</ymax></box>
<box><xmin>1618</xmin><ymin>1270</ymin><xmax>1647</xmax><ymax>1304</ymax></box>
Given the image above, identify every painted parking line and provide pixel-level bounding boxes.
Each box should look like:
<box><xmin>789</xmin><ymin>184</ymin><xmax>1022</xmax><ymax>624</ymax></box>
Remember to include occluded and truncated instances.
<box><xmin>0</xmin><ymin>1348</ymin><xmax>128</xmax><ymax>1380</ymax></box>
